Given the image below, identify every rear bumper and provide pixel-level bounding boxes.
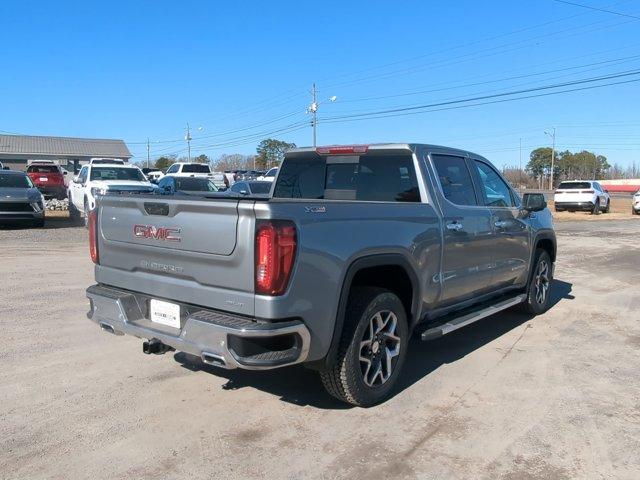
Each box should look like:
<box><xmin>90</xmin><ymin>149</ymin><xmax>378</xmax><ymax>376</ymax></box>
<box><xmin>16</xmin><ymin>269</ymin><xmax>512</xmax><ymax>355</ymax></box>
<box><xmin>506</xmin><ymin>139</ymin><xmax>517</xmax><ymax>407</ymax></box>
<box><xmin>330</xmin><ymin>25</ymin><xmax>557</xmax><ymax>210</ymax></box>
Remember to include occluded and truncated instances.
<box><xmin>36</xmin><ymin>185</ymin><xmax>65</xmax><ymax>198</ymax></box>
<box><xmin>86</xmin><ymin>284</ymin><xmax>311</xmax><ymax>370</ymax></box>
<box><xmin>554</xmin><ymin>201</ymin><xmax>594</xmax><ymax>211</ymax></box>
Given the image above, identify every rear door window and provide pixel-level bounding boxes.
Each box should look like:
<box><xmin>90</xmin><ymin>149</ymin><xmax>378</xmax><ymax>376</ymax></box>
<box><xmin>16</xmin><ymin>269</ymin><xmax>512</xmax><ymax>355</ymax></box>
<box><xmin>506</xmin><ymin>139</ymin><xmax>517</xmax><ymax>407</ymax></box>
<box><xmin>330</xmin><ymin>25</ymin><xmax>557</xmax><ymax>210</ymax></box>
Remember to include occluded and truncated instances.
<box><xmin>273</xmin><ymin>154</ymin><xmax>420</xmax><ymax>202</ymax></box>
<box><xmin>431</xmin><ymin>154</ymin><xmax>477</xmax><ymax>206</ymax></box>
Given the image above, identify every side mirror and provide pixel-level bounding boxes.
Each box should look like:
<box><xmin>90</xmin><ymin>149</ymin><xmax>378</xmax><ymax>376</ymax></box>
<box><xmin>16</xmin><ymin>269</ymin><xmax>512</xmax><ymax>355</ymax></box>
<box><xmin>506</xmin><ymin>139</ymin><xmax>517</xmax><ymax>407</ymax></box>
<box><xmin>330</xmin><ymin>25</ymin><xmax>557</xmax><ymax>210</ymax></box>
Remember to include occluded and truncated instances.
<box><xmin>522</xmin><ymin>193</ymin><xmax>547</xmax><ymax>212</ymax></box>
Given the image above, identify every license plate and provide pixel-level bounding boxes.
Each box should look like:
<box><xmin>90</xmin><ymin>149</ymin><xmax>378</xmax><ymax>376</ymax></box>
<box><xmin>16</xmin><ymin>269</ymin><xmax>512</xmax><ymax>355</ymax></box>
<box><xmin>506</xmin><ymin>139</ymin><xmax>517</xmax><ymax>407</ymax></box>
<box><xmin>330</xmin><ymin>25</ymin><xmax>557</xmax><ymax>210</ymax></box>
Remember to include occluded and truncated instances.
<box><xmin>149</xmin><ymin>299</ymin><xmax>181</xmax><ymax>328</ymax></box>
<box><xmin>39</xmin><ymin>177</ymin><xmax>48</xmax><ymax>181</ymax></box>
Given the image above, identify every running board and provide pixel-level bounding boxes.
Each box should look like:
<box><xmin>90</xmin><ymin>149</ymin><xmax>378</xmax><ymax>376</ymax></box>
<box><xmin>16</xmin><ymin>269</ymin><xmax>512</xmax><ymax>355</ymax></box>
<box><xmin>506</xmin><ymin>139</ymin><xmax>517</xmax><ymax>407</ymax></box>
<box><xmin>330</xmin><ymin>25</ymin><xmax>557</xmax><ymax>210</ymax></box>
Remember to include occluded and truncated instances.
<box><xmin>421</xmin><ymin>294</ymin><xmax>527</xmax><ymax>341</ymax></box>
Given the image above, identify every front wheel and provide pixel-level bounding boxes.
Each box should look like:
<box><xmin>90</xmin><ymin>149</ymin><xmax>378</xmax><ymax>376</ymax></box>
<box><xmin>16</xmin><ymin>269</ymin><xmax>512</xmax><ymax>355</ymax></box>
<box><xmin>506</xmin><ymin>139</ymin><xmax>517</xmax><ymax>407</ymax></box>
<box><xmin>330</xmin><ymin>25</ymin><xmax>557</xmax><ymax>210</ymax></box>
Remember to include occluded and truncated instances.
<box><xmin>320</xmin><ymin>287</ymin><xmax>409</xmax><ymax>407</ymax></box>
<box><xmin>519</xmin><ymin>249</ymin><xmax>553</xmax><ymax>315</ymax></box>
<box><xmin>604</xmin><ymin>200</ymin><xmax>610</xmax><ymax>213</ymax></box>
<box><xmin>591</xmin><ymin>199</ymin><xmax>601</xmax><ymax>215</ymax></box>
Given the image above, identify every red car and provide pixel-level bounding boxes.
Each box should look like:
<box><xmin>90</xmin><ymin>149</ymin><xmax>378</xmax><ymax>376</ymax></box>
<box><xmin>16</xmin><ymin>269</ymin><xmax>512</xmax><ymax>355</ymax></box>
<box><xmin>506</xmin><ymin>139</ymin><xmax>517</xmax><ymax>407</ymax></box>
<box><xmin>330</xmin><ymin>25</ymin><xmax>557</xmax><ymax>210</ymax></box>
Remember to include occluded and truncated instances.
<box><xmin>26</xmin><ymin>163</ymin><xmax>67</xmax><ymax>199</ymax></box>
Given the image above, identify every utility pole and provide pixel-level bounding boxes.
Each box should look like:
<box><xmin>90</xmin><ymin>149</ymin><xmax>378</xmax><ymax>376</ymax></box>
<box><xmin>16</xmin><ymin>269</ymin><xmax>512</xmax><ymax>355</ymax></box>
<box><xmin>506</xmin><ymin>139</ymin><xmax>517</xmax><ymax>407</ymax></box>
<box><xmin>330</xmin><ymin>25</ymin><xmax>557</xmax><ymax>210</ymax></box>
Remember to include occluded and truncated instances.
<box><xmin>310</xmin><ymin>83</ymin><xmax>318</xmax><ymax>147</ymax></box>
<box><xmin>306</xmin><ymin>83</ymin><xmax>337</xmax><ymax>147</ymax></box>
<box><xmin>146</xmin><ymin>138</ymin><xmax>150</xmax><ymax>169</ymax></box>
<box><xmin>185</xmin><ymin>123</ymin><xmax>192</xmax><ymax>162</ymax></box>
<box><xmin>519</xmin><ymin>137</ymin><xmax>522</xmax><ymax>171</ymax></box>
<box><xmin>545</xmin><ymin>127</ymin><xmax>556</xmax><ymax>190</ymax></box>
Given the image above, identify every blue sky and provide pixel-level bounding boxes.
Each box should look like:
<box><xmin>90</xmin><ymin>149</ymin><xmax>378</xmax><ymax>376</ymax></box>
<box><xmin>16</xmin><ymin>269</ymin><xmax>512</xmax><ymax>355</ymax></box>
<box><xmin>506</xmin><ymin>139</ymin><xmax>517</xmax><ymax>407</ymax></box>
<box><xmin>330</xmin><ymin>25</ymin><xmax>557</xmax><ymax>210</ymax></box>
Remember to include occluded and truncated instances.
<box><xmin>1</xmin><ymin>0</ymin><xmax>639</xmax><ymax>169</ymax></box>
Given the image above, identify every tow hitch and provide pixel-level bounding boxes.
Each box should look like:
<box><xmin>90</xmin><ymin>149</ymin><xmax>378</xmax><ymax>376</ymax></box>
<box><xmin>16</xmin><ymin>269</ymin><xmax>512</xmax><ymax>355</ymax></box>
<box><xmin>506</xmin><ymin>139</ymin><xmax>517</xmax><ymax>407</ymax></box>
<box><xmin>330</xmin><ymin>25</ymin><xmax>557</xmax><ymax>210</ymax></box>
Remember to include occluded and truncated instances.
<box><xmin>142</xmin><ymin>338</ymin><xmax>175</xmax><ymax>355</ymax></box>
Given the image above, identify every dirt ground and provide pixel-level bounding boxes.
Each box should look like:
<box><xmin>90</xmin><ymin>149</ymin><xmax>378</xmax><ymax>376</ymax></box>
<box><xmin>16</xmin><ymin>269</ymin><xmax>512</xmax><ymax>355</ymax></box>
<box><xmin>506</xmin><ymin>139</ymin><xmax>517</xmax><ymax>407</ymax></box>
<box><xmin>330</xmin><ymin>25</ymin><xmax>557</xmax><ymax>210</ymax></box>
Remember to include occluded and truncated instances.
<box><xmin>1</xmin><ymin>217</ymin><xmax>639</xmax><ymax>479</ymax></box>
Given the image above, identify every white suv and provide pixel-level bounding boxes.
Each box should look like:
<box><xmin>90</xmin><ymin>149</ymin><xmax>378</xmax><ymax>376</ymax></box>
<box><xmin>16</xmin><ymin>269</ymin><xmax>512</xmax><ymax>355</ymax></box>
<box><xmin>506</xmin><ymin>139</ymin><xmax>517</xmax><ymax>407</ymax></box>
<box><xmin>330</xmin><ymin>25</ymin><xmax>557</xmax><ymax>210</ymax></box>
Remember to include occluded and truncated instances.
<box><xmin>633</xmin><ymin>190</ymin><xmax>640</xmax><ymax>215</ymax></box>
<box><xmin>68</xmin><ymin>163</ymin><xmax>154</xmax><ymax>224</ymax></box>
<box><xmin>554</xmin><ymin>180</ymin><xmax>610</xmax><ymax>214</ymax></box>
<box><xmin>165</xmin><ymin>162</ymin><xmax>228</xmax><ymax>189</ymax></box>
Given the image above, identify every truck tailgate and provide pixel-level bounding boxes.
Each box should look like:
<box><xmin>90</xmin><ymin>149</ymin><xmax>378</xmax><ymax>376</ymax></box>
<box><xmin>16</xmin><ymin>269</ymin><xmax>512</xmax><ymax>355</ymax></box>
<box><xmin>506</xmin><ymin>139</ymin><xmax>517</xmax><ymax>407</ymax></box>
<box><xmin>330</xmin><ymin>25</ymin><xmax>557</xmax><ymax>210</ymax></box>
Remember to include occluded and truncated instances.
<box><xmin>94</xmin><ymin>195</ymin><xmax>257</xmax><ymax>315</ymax></box>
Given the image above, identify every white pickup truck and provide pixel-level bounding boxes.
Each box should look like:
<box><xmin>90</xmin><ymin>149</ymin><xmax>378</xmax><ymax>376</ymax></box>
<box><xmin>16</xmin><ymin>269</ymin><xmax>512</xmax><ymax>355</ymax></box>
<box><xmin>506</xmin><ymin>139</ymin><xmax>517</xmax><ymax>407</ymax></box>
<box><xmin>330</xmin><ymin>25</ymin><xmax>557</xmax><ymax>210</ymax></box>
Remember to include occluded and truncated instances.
<box><xmin>68</xmin><ymin>163</ymin><xmax>155</xmax><ymax>225</ymax></box>
<box><xmin>164</xmin><ymin>162</ymin><xmax>229</xmax><ymax>189</ymax></box>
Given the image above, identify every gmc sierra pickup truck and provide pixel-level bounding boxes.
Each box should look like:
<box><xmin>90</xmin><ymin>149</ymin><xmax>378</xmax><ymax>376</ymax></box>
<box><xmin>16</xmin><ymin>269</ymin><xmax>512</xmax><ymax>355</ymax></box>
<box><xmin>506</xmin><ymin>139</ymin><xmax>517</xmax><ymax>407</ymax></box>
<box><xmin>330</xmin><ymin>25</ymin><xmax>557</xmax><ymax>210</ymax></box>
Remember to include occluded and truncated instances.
<box><xmin>86</xmin><ymin>143</ymin><xmax>556</xmax><ymax>406</ymax></box>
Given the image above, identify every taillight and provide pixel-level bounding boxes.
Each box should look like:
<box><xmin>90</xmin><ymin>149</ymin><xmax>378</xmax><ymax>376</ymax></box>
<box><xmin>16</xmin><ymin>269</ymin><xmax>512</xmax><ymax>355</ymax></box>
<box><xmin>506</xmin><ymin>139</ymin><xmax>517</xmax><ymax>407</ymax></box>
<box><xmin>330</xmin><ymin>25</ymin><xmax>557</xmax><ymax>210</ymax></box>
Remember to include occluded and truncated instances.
<box><xmin>255</xmin><ymin>221</ymin><xmax>297</xmax><ymax>296</ymax></box>
<box><xmin>315</xmin><ymin>145</ymin><xmax>369</xmax><ymax>155</ymax></box>
<box><xmin>88</xmin><ymin>208</ymin><xmax>99</xmax><ymax>264</ymax></box>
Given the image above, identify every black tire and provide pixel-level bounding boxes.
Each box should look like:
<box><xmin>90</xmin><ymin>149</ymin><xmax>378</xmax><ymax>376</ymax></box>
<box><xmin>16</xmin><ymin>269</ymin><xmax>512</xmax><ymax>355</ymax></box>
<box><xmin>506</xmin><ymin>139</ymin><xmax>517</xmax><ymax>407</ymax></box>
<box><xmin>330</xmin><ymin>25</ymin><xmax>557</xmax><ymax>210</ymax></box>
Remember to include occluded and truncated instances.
<box><xmin>604</xmin><ymin>200</ymin><xmax>610</xmax><ymax>213</ymax></box>
<box><xmin>591</xmin><ymin>199</ymin><xmax>601</xmax><ymax>215</ymax></box>
<box><xmin>320</xmin><ymin>287</ymin><xmax>409</xmax><ymax>407</ymax></box>
<box><xmin>633</xmin><ymin>208</ymin><xmax>638</xmax><ymax>216</ymax></box>
<box><xmin>68</xmin><ymin>197</ymin><xmax>81</xmax><ymax>225</ymax></box>
<box><xmin>83</xmin><ymin>199</ymin><xmax>89</xmax><ymax>228</ymax></box>
<box><xmin>519</xmin><ymin>249</ymin><xmax>553</xmax><ymax>315</ymax></box>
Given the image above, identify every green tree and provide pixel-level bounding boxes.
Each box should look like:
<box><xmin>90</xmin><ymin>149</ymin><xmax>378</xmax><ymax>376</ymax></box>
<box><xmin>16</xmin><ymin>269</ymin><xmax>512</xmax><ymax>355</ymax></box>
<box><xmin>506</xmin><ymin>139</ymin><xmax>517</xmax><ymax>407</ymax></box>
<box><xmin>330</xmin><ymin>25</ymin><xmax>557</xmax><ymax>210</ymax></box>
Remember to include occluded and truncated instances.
<box><xmin>255</xmin><ymin>138</ymin><xmax>296</xmax><ymax>170</ymax></box>
<box><xmin>154</xmin><ymin>155</ymin><xmax>176</xmax><ymax>171</ymax></box>
<box><xmin>526</xmin><ymin>147</ymin><xmax>557</xmax><ymax>181</ymax></box>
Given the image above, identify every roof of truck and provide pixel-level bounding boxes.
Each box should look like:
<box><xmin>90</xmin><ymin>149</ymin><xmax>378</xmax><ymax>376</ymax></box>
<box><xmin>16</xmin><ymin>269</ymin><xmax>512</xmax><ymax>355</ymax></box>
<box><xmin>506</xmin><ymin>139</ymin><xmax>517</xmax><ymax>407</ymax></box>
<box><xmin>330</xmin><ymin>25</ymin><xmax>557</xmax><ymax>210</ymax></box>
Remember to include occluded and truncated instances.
<box><xmin>288</xmin><ymin>143</ymin><xmax>485</xmax><ymax>159</ymax></box>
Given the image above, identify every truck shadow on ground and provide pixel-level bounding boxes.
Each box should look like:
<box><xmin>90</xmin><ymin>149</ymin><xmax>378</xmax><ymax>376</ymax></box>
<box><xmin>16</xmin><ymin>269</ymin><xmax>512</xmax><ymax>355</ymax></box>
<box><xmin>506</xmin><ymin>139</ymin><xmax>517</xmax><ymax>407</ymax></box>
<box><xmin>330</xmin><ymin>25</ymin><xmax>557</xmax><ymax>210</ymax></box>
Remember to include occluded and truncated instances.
<box><xmin>174</xmin><ymin>279</ymin><xmax>573</xmax><ymax>410</ymax></box>
<box><xmin>0</xmin><ymin>215</ymin><xmax>79</xmax><ymax>230</ymax></box>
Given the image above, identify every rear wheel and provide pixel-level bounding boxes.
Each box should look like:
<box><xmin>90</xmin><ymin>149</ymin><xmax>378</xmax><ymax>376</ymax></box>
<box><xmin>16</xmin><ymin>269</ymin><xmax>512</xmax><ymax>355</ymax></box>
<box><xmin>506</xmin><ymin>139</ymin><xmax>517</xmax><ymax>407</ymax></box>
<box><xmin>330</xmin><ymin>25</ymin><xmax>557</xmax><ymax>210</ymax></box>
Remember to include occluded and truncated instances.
<box><xmin>591</xmin><ymin>199</ymin><xmax>601</xmax><ymax>215</ymax></box>
<box><xmin>320</xmin><ymin>287</ymin><xmax>409</xmax><ymax>407</ymax></box>
<box><xmin>633</xmin><ymin>208</ymin><xmax>638</xmax><ymax>216</ymax></box>
<box><xmin>519</xmin><ymin>249</ymin><xmax>553</xmax><ymax>315</ymax></box>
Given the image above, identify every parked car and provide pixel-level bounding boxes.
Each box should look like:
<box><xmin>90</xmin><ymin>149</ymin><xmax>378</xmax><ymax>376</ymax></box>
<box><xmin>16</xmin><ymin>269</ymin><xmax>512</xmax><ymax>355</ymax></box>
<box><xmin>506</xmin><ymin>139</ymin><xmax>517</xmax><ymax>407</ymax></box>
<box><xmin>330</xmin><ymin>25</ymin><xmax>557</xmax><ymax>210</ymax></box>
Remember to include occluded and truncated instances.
<box><xmin>554</xmin><ymin>180</ymin><xmax>610</xmax><ymax>214</ymax></box>
<box><xmin>155</xmin><ymin>175</ymin><xmax>220</xmax><ymax>195</ymax></box>
<box><xmin>0</xmin><ymin>170</ymin><xmax>45</xmax><ymax>227</ymax></box>
<box><xmin>26</xmin><ymin>162</ymin><xmax>67</xmax><ymax>199</ymax></box>
<box><xmin>633</xmin><ymin>190</ymin><xmax>640</xmax><ymax>215</ymax></box>
<box><xmin>256</xmin><ymin>167</ymin><xmax>278</xmax><ymax>182</ymax></box>
<box><xmin>85</xmin><ymin>143</ymin><xmax>556</xmax><ymax>406</ymax></box>
<box><xmin>68</xmin><ymin>163</ymin><xmax>155</xmax><ymax>225</ymax></box>
<box><xmin>164</xmin><ymin>162</ymin><xmax>229</xmax><ymax>189</ymax></box>
<box><xmin>228</xmin><ymin>180</ymin><xmax>272</xmax><ymax>196</ymax></box>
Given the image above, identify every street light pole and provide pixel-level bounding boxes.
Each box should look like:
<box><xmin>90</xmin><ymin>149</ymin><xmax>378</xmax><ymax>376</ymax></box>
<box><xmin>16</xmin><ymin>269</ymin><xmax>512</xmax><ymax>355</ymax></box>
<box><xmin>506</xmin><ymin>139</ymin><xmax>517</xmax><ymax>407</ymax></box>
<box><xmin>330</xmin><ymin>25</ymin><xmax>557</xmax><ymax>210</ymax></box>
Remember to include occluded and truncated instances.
<box><xmin>545</xmin><ymin>127</ymin><xmax>556</xmax><ymax>190</ymax></box>
<box><xmin>307</xmin><ymin>83</ymin><xmax>337</xmax><ymax>147</ymax></box>
<box><xmin>146</xmin><ymin>138</ymin><xmax>150</xmax><ymax>169</ymax></box>
<box><xmin>311</xmin><ymin>83</ymin><xmax>317</xmax><ymax>147</ymax></box>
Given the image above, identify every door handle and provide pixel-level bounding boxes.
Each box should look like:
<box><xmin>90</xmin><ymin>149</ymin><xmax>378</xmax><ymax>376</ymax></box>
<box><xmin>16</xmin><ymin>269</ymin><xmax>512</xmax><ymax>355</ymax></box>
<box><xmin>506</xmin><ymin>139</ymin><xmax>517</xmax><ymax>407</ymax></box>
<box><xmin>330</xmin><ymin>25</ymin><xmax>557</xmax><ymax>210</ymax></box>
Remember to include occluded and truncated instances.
<box><xmin>446</xmin><ymin>221</ymin><xmax>463</xmax><ymax>231</ymax></box>
<box><xmin>494</xmin><ymin>220</ymin><xmax>509</xmax><ymax>229</ymax></box>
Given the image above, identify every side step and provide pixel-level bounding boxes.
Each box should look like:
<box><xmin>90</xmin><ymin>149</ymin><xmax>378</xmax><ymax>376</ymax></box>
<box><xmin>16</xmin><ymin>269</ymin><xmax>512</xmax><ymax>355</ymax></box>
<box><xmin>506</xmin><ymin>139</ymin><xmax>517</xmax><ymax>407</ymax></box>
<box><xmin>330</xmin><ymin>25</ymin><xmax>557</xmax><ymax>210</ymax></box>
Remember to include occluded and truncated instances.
<box><xmin>421</xmin><ymin>294</ymin><xmax>526</xmax><ymax>341</ymax></box>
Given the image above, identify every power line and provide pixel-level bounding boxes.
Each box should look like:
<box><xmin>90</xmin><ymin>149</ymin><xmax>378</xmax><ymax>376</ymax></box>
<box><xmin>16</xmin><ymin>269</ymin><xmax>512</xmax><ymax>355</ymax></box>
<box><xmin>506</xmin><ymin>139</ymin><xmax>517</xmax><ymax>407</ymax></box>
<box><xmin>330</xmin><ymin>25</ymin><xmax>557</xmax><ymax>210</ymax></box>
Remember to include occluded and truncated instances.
<box><xmin>320</xmin><ymin>69</ymin><xmax>640</xmax><ymax>123</ymax></box>
<box><xmin>552</xmin><ymin>0</ymin><xmax>640</xmax><ymax>20</ymax></box>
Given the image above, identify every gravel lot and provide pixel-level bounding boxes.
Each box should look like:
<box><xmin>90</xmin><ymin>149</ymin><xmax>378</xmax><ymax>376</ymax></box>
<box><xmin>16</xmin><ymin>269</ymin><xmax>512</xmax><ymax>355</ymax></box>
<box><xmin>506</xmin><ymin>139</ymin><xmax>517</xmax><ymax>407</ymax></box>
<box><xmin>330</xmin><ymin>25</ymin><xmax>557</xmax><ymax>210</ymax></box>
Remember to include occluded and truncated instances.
<box><xmin>1</xmin><ymin>217</ymin><xmax>639</xmax><ymax>479</ymax></box>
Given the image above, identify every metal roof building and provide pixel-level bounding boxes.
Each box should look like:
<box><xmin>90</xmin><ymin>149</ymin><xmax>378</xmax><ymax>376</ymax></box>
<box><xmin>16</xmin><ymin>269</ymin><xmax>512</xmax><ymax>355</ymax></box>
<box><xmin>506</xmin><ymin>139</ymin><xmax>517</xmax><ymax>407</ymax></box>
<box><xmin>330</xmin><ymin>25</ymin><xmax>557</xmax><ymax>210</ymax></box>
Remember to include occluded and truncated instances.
<box><xmin>0</xmin><ymin>134</ymin><xmax>132</xmax><ymax>172</ymax></box>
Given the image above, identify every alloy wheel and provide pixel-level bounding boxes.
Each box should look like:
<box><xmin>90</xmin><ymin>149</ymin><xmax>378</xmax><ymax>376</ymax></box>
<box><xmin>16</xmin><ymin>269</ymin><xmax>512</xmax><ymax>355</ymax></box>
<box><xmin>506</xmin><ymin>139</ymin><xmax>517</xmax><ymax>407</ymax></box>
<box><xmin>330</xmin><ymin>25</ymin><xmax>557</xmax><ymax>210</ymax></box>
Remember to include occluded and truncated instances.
<box><xmin>359</xmin><ymin>310</ymin><xmax>401</xmax><ymax>387</ymax></box>
<box><xmin>534</xmin><ymin>260</ymin><xmax>550</xmax><ymax>305</ymax></box>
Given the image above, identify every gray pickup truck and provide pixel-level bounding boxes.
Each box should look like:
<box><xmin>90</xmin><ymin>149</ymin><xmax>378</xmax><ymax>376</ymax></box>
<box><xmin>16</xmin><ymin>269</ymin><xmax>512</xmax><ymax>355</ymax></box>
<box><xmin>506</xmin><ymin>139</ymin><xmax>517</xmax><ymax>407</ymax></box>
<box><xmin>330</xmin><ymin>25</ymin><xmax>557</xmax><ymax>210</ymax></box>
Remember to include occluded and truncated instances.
<box><xmin>86</xmin><ymin>143</ymin><xmax>556</xmax><ymax>406</ymax></box>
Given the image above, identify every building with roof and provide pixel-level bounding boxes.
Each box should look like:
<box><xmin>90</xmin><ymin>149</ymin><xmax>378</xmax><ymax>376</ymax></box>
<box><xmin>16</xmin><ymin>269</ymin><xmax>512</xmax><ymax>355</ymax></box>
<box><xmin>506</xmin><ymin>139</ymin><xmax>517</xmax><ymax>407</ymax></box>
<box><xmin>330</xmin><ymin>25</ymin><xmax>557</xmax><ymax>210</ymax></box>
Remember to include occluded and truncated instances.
<box><xmin>0</xmin><ymin>134</ymin><xmax>132</xmax><ymax>173</ymax></box>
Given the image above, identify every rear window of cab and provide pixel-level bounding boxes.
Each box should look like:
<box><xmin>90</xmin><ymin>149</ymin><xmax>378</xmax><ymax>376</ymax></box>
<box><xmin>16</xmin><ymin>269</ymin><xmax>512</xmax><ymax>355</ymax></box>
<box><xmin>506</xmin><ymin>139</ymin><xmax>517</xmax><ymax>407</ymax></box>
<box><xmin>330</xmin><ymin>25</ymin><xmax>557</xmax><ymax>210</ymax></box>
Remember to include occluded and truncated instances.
<box><xmin>273</xmin><ymin>154</ymin><xmax>420</xmax><ymax>202</ymax></box>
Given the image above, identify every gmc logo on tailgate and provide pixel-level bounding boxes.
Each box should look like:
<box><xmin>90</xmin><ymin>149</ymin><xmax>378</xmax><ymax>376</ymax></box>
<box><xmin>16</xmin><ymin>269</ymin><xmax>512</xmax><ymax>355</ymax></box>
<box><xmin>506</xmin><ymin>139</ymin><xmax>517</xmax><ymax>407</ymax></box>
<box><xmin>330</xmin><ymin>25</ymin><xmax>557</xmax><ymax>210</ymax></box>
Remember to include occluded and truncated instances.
<box><xmin>133</xmin><ymin>225</ymin><xmax>181</xmax><ymax>242</ymax></box>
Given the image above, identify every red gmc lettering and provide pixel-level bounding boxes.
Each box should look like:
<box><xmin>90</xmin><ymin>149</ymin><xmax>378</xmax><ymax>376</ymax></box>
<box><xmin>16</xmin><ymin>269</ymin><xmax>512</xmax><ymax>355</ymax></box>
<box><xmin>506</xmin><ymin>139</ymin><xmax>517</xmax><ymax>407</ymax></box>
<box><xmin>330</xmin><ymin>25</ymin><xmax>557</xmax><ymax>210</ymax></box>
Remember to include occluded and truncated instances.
<box><xmin>133</xmin><ymin>225</ymin><xmax>181</xmax><ymax>242</ymax></box>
